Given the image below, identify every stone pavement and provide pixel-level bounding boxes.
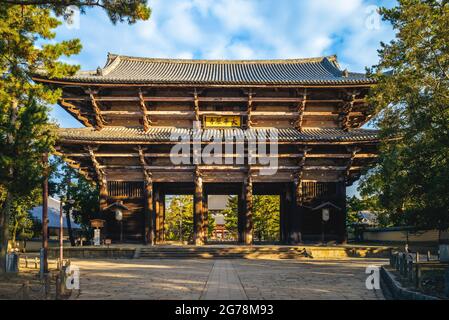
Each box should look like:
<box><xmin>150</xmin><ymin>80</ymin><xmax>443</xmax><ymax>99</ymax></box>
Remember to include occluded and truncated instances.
<box><xmin>73</xmin><ymin>258</ymin><xmax>386</xmax><ymax>300</ymax></box>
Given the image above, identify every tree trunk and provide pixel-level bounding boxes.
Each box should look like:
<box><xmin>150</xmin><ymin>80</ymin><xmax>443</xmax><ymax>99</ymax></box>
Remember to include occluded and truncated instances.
<box><xmin>12</xmin><ymin>219</ymin><xmax>19</xmax><ymax>248</ymax></box>
<box><xmin>0</xmin><ymin>192</ymin><xmax>13</xmax><ymax>273</ymax></box>
<box><xmin>1</xmin><ymin>99</ymin><xmax>18</xmax><ymax>272</ymax></box>
<box><xmin>65</xmin><ymin>175</ymin><xmax>75</xmax><ymax>246</ymax></box>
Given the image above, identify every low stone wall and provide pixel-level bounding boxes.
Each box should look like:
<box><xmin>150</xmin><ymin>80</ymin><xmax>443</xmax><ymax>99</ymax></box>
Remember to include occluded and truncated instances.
<box><xmin>363</xmin><ymin>228</ymin><xmax>449</xmax><ymax>244</ymax></box>
<box><xmin>304</xmin><ymin>246</ymin><xmax>392</xmax><ymax>259</ymax></box>
<box><xmin>48</xmin><ymin>247</ymin><xmax>136</xmax><ymax>259</ymax></box>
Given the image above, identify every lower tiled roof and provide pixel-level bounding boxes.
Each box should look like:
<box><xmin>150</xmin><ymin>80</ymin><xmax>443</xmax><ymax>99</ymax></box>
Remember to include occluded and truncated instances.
<box><xmin>58</xmin><ymin>127</ymin><xmax>379</xmax><ymax>143</ymax></box>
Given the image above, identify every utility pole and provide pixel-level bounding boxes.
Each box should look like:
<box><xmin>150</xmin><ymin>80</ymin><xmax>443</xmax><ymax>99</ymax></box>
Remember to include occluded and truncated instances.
<box><xmin>42</xmin><ymin>153</ymin><xmax>49</xmax><ymax>274</ymax></box>
<box><xmin>59</xmin><ymin>199</ymin><xmax>63</xmax><ymax>267</ymax></box>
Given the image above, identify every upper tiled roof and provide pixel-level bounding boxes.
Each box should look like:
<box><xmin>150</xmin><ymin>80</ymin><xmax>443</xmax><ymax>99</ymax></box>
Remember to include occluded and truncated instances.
<box><xmin>37</xmin><ymin>53</ymin><xmax>374</xmax><ymax>85</ymax></box>
<box><xmin>58</xmin><ymin>127</ymin><xmax>379</xmax><ymax>143</ymax></box>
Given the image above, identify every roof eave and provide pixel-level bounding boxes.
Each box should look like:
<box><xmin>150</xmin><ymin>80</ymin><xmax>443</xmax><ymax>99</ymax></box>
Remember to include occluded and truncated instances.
<box><xmin>33</xmin><ymin>76</ymin><xmax>376</xmax><ymax>87</ymax></box>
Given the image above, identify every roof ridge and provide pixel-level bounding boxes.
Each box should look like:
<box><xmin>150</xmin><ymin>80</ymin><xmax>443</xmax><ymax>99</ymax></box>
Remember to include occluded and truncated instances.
<box><xmin>101</xmin><ymin>54</ymin><xmax>121</xmax><ymax>76</ymax></box>
<box><xmin>105</xmin><ymin>53</ymin><xmax>338</xmax><ymax>65</ymax></box>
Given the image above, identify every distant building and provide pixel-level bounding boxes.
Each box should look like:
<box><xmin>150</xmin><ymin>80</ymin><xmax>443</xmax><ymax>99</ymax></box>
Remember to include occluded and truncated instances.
<box><xmin>29</xmin><ymin>197</ymin><xmax>81</xmax><ymax>240</ymax></box>
<box><xmin>356</xmin><ymin>211</ymin><xmax>378</xmax><ymax>227</ymax></box>
<box><xmin>208</xmin><ymin>195</ymin><xmax>231</xmax><ymax>241</ymax></box>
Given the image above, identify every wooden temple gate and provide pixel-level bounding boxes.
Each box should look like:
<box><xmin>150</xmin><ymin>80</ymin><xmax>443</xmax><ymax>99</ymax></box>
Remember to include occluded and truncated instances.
<box><xmin>34</xmin><ymin>54</ymin><xmax>380</xmax><ymax>245</ymax></box>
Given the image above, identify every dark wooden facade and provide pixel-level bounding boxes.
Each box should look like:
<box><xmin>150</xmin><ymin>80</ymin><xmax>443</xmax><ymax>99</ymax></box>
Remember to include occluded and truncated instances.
<box><xmin>34</xmin><ymin>54</ymin><xmax>379</xmax><ymax>244</ymax></box>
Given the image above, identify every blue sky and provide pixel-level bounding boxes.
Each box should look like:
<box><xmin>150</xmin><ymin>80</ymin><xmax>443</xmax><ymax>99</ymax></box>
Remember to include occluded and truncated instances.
<box><xmin>49</xmin><ymin>0</ymin><xmax>397</xmax><ymax>195</ymax></box>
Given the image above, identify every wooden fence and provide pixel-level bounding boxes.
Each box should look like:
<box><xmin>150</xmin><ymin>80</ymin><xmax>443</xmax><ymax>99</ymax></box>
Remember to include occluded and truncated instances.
<box><xmin>390</xmin><ymin>251</ymin><xmax>449</xmax><ymax>296</ymax></box>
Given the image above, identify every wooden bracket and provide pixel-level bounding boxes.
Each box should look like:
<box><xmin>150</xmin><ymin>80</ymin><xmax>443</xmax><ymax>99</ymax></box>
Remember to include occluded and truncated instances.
<box><xmin>294</xmin><ymin>89</ymin><xmax>307</xmax><ymax>132</ymax></box>
<box><xmin>193</xmin><ymin>88</ymin><xmax>200</xmax><ymax>122</ymax></box>
<box><xmin>137</xmin><ymin>146</ymin><xmax>152</xmax><ymax>182</ymax></box>
<box><xmin>60</xmin><ymin>99</ymin><xmax>93</xmax><ymax>128</ymax></box>
<box><xmin>294</xmin><ymin>146</ymin><xmax>311</xmax><ymax>205</ymax></box>
<box><xmin>87</xmin><ymin>89</ymin><xmax>106</xmax><ymax>130</ymax></box>
<box><xmin>344</xmin><ymin>146</ymin><xmax>361</xmax><ymax>184</ymax></box>
<box><xmin>339</xmin><ymin>93</ymin><xmax>356</xmax><ymax>131</ymax></box>
<box><xmin>138</xmin><ymin>89</ymin><xmax>152</xmax><ymax>132</ymax></box>
<box><xmin>87</xmin><ymin>146</ymin><xmax>107</xmax><ymax>193</ymax></box>
<box><xmin>247</xmin><ymin>89</ymin><xmax>254</xmax><ymax>128</ymax></box>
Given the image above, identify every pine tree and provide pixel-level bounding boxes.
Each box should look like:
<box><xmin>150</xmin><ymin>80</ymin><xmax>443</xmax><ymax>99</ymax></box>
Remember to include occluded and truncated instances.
<box><xmin>0</xmin><ymin>2</ymin><xmax>150</xmax><ymax>272</ymax></box>
<box><xmin>363</xmin><ymin>0</ymin><xmax>449</xmax><ymax>234</ymax></box>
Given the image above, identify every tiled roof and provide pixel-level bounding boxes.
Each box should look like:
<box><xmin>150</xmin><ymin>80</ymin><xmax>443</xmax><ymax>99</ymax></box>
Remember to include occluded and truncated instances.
<box><xmin>58</xmin><ymin>127</ymin><xmax>379</xmax><ymax>143</ymax></box>
<box><xmin>37</xmin><ymin>53</ymin><xmax>374</xmax><ymax>85</ymax></box>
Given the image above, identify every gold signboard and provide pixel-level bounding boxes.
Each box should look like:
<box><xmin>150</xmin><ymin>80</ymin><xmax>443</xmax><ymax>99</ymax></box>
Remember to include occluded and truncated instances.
<box><xmin>90</xmin><ymin>219</ymin><xmax>105</xmax><ymax>229</ymax></box>
<box><xmin>204</xmin><ymin>115</ymin><xmax>241</xmax><ymax>128</ymax></box>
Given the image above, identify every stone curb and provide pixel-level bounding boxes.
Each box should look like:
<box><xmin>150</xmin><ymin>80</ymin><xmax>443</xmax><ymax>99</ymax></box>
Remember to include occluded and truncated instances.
<box><xmin>380</xmin><ymin>266</ymin><xmax>440</xmax><ymax>300</ymax></box>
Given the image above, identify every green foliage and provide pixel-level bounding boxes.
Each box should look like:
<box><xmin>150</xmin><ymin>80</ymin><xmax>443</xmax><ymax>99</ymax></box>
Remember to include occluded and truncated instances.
<box><xmin>223</xmin><ymin>195</ymin><xmax>238</xmax><ymax>239</ymax></box>
<box><xmin>164</xmin><ymin>195</ymin><xmax>194</xmax><ymax>242</ymax></box>
<box><xmin>253</xmin><ymin>195</ymin><xmax>280</xmax><ymax>242</ymax></box>
<box><xmin>49</xmin><ymin>157</ymin><xmax>99</xmax><ymax>234</ymax></box>
<box><xmin>0</xmin><ymin>1</ymin><xmax>151</xmax><ymax>25</ymax></box>
<box><xmin>223</xmin><ymin>195</ymin><xmax>280</xmax><ymax>242</ymax></box>
<box><xmin>363</xmin><ymin>0</ymin><xmax>449</xmax><ymax>231</ymax></box>
<box><xmin>9</xmin><ymin>189</ymin><xmax>42</xmax><ymax>242</ymax></box>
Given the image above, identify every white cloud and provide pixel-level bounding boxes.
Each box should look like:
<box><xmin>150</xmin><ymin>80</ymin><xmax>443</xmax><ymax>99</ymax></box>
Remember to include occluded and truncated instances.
<box><xmin>52</xmin><ymin>0</ymin><xmax>395</xmax><ymax>71</ymax></box>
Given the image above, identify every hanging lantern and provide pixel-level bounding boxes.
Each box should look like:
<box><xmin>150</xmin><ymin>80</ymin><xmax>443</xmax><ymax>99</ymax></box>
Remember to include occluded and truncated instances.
<box><xmin>115</xmin><ymin>208</ymin><xmax>123</xmax><ymax>221</ymax></box>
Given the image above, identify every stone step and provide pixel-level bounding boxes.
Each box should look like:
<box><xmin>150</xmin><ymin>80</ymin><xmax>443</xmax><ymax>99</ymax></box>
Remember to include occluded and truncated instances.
<box><xmin>137</xmin><ymin>247</ymin><xmax>313</xmax><ymax>259</ymax></box>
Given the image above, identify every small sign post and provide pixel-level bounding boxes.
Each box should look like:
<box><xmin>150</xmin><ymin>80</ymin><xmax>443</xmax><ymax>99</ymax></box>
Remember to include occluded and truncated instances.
<box><xmin>94</xmin><ymin>229</ymin><xmax>100</xmax><ymax>246</ymax></box>
<box><xmin>321</xmin><ymin>208</ymin><xmax>330</xmax><ymax>244</ymax></box>
<box><xmin>90</xmin><ymin>219</ymin><xmax>105</xmax><ymax>246</ymax></box>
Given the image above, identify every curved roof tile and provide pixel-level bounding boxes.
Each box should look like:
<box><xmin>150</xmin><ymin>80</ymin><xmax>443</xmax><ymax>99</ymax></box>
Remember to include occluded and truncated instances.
<box><xmin>58</xmin><ymin>127</ymin><xmax>379</xmax><ymax>143</ymax></box>
<box><xmin>37</xmin><ymin>53</ymin><xmax>374</xmax><ymax>85</ymax></box>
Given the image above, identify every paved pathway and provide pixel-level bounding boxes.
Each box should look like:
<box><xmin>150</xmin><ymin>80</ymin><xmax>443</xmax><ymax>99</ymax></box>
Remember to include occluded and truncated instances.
<box><xmin>200</xmin><ymin>260</ymin><xmax>247</xmax><ymax>300</ymax></box>
<box><xmin>73</xmin><ymin>258</ymin><xmax>385</xmax><ymax>300</ymax></box>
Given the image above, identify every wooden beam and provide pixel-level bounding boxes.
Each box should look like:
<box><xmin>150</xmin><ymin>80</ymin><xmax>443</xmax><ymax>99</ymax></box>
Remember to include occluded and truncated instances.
<box><xmin>63</xmin><ymin>152</ymin><xmax>378</xmax><ymax>159</ymax></box>
<box><xmin>62</xmin><ymin>96</ymin><xmax>369</xmax><ymax>104</ymax></box>
<box><xmin>99</xmin><ymin>110</ymin><xmax>359</xmax><ymax>118</ymax></box>
<box><xmin>200</xmin><ymin>111</ymin><xmax>246</xmax><ymax>116</ymax></box>
<box><xmin>99</xmin><ymin>164</ymin><xmax>366</xmax><ymax>172</ymax></box>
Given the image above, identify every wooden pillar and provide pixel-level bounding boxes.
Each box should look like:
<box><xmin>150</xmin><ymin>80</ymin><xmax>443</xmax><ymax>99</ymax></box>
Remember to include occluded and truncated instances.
<box><xmin>288</xmin><ymin>182</ymin><xmax>302</xmax><ymax>244</ymax></box>
<box><xmin>160</xmin><ymin>193</ymin><xmax>165</xmax><ymax>243</ymax></box>
<box><xmin>144</xmin><ymin>176</ymin><xmax>154</xmax><ymax>245</ymax></box>
<box><xmin>279</xmin><ymin>189</ymin><xmax>289</xmax><ymax>244</ymax></box>
<box><xmin>237</xmin><ymin>192</ymin><xmax>246</xmax><ymax>244</ymax></box>
<box><xmin>193</xmin><ymin>169</ymin><xmax>204</xmax><ymax>245</ymax></box>
<box><xmin>337</xmin><ymin>182</ymin><xmax>347</xmax><ymax>244</ymax></box>
<box><xmin>154</xmin><ymin>188</ymin><xmax>164</xmax><ymax>244</ymax></box>
<box><xmin>244</xmin><ymin>173</ymin><xmax>253</xmax><ymax>245</ymax></box>
<box><xmin>99</xmin><ymin>184</ymin><xmax>108</xmax><ymax>212</ymax></box>
<box><xmin>138</xmin><ymin>146</ymin><xmax>154</xmax><ymax>244</ymax></box>
<box><xmin>202</xmin><ymin>193</ymin><xmax>208</xmax><ymax>244</ymax></box>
